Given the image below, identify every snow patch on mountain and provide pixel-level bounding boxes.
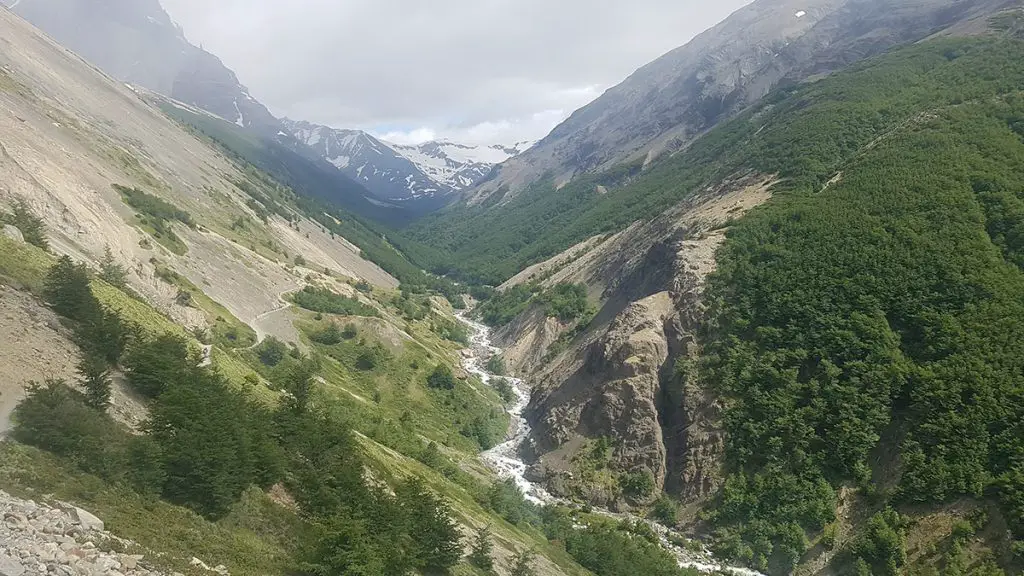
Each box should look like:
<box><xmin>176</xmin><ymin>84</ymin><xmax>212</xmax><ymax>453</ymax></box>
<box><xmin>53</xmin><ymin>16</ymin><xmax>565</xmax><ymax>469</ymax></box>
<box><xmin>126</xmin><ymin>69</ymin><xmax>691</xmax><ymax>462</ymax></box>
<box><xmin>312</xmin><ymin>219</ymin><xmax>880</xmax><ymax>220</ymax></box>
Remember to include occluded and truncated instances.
<box><xmin>390</xmin><ymin>140</ymin><xmax>535</xmax><ymax>191</ymax></box>
<box><xmin>284</xmin><ymin>119</ymin><xmax>532</xmax><ymax>201</ymax></box>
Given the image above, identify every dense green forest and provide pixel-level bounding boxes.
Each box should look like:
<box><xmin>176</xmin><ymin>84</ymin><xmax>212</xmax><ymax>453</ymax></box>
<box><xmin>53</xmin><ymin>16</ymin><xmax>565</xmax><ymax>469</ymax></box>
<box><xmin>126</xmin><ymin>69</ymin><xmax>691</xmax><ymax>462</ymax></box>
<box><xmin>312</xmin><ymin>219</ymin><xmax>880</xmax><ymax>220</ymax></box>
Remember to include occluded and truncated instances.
<box><xmin>405</xmin><ymin>36</ymin><xmax>1024</xmax><ymax>574</ymax></box>
<box><xmin>680</xmin><ymin>39</ymin><xmax>1024</xmax><ymax>573</ymax></box>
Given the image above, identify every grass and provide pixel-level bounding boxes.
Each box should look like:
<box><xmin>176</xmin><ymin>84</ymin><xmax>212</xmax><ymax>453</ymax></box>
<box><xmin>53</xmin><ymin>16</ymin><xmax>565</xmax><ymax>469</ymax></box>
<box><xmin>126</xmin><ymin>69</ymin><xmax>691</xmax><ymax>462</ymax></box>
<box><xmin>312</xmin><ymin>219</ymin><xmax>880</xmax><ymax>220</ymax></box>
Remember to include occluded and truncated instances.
<box><xmin>0</xmin><ymin>442</ymin><xmax>297</xmax><ymax>576</ymax></box>
<box><xmin>0</xmin><ymin>236</ymin><xmax>53</xmax><ymax>293</ymax></box>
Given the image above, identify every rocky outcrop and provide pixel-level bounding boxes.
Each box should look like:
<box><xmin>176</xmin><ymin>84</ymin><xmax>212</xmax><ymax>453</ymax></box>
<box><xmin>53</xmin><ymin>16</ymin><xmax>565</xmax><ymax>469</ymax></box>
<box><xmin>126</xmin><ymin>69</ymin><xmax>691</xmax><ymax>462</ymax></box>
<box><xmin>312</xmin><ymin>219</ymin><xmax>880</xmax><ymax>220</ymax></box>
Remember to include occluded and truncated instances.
<box><xmin>520</xmin><ymin>175</ymin><xmax>774</xmax><ymax>508</ymax></box>
<box><xmin>1</xmin><ymin>491</ymin><xmax>159</xmax><ymax>576</ymax></box>
<box><xmin>493</xmin><ymin>306</ymin><xmax>566</xmax><ymax>376</ymax></box>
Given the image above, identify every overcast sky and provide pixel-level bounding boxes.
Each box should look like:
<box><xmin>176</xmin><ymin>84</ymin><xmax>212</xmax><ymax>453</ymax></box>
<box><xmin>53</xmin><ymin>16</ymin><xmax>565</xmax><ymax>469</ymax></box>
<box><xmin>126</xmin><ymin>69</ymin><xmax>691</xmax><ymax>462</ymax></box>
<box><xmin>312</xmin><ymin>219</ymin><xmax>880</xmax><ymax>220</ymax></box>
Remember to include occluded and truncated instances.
<box><xmin>160</xmin><ymin>0</ymin><xmax>752</xmax><ymax>145</ymax></box>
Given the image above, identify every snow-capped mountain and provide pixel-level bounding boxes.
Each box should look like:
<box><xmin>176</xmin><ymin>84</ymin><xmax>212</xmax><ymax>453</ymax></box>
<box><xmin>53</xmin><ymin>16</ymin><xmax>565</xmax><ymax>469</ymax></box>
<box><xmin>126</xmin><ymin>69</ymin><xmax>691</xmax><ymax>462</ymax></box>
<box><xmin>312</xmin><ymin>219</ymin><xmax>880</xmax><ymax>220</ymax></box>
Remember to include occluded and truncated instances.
<box><xmin>285</xmin><ymin>119</ymin><xmax>445</xmax><ymax>201</ymax></box>
<box><xmin>284</xmin><ymin>119</ymin><xmax>533</xmax><ymax>201</ymax></box>
<box><xmin>392</xmin><ymin>140</ymin><xmax>535</xmax><ymax>191</ymax></box>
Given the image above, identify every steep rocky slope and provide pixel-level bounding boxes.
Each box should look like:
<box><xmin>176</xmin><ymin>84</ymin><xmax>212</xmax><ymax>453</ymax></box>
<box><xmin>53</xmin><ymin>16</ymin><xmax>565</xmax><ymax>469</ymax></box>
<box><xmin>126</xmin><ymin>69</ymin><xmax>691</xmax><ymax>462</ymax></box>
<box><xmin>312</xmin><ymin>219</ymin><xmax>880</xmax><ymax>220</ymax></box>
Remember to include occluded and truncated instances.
<box><xmin>467</xmin><ymin>0</ymin><xmax>1019</xmax><ymax>206</ymax></box>
<box><xmin>505</xmin><ymin>174</ymin><xmax>775</xmax><ymax>507</ymax></box>
<box><xmin>0</xmin><ymin>6</ymin><xmax>395</xmax><ymax>339</ymax></box>
<box><xmin>6</xmin><ymin>0</ymin><xmax>279</xmax><ymax>134</ymax></box>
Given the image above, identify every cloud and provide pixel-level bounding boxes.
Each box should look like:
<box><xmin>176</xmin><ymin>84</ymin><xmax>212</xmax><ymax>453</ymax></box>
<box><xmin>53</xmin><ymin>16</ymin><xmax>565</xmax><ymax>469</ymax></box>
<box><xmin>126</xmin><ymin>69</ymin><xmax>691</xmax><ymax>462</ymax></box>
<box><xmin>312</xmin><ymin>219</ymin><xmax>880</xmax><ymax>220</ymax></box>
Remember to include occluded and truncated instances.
<box><xmin>160</xmin><ymin>0</ymin><xmax>753</xmax><ymax>144</ymax></box>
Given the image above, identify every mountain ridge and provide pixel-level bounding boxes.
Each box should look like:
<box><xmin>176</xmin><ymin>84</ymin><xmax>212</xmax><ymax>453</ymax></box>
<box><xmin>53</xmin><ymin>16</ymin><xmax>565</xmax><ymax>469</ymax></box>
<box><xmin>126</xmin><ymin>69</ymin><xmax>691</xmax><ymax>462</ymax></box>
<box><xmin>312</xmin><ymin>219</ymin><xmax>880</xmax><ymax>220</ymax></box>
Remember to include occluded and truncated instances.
<box><xmin>284</xmin><ymin>118</ymin><xmax>533</xmax><ymax>201</ymax></box>
<box><xmin>465</xmin><ymin>0</ymin><xmax>1021</xmax><ymax>207</ymax></box>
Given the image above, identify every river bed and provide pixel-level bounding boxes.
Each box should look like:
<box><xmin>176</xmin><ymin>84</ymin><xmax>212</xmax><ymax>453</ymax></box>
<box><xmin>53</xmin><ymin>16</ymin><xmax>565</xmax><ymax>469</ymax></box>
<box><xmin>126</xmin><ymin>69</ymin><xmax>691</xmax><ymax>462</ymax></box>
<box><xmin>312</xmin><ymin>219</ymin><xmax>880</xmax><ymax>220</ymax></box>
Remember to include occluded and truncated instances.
<box><xmin>456</xmin><ymin>312</ymin><xmax>765</xmax><ymax>576</ymax></box>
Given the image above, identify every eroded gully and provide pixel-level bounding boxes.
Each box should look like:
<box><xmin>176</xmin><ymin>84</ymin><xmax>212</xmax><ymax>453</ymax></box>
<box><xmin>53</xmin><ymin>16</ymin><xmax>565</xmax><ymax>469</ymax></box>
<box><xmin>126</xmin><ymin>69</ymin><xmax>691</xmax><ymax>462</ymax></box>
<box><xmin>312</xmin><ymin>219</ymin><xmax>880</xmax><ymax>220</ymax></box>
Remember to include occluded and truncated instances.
<box><xmin>456</xmin><ymin>313</ymin><xmax>765</xmax><ymax>576</ymax></box>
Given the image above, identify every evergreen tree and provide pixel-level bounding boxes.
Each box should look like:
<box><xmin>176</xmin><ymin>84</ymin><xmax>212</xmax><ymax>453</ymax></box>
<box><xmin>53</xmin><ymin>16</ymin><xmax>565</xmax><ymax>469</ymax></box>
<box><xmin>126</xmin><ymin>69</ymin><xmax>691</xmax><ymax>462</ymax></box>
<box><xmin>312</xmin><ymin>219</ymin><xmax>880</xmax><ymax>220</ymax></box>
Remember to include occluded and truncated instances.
<box><xmin>469</xmin><ymin>525</ymin><xmax>495</xmax><ymax>572</ymax></box>
<box><xmin>510</xmin><ymin>548</ymin><xmax>537</xmax><ymax>576</ymax></box>
<box><xmin>286</xmin><ymin>358</ymin><xmax>318</xmax><ymax>413</ymax></box>
<box><xmin>98</xmin><ymin>245</ymin><xmax>128</xmax><ymax>288</ymax></box>
<box><xmin>395</xmin><ymin>478</ymin><xmax>462</xmax><ymax>572</ymax></box>
<box><xmin>44</xmin><ymin>256</ymin><xmax>93</xmax><ymax>319</ymax></box>
<box><xmin>77</xmin><ymin>352</ymin><xmax>112</xmax><ymax>410</ymax></box>
<box><xmin>122</xmin><ymin>334</ymin><xmax>194</xmax><ymax>398</ymax></box>
<box><xmin>7</xmin><ymin>199</ymin><xmax>48</xmax><ymax>251</ymax></box>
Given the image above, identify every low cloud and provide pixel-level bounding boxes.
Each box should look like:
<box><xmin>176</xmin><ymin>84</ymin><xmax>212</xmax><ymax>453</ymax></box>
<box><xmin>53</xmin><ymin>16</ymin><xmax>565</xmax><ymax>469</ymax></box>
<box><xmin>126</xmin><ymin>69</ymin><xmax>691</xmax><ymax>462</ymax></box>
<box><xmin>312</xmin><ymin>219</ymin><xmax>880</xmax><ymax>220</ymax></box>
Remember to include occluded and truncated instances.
<box><xmin>161</xmin><ymin>0</ymin><xmax>753</xmax><ymax>144</ymax></box>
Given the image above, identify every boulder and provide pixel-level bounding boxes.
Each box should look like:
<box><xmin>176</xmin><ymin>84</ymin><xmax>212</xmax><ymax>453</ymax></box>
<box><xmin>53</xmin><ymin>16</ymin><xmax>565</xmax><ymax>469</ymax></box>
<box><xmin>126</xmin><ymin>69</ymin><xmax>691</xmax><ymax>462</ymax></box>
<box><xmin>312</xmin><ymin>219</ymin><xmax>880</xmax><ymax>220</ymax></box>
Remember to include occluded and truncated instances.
<box><xmin>1</xmin><ymin>225</ymin><xmax>24</xmax><ymax>243</ymax></box>
<box><xmin>56</xmin><ymin>503</ymin><xmax>104</xmax><ymax>532</ymax></box>
<box><xmin>0</xmin><ymin>557</ymin><xmax>26</xmax><ymax>576</ymax></box>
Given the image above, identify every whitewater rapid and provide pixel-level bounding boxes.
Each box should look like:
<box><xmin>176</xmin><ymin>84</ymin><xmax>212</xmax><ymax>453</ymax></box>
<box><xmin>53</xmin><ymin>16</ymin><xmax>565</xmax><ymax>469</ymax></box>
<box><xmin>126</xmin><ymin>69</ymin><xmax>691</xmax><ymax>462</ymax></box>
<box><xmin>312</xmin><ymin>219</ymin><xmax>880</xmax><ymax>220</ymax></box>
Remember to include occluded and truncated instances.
<box><xmin>456</xmin><ymin>312</ymin><xmax>765</xmax><ymax>576</ymax></box>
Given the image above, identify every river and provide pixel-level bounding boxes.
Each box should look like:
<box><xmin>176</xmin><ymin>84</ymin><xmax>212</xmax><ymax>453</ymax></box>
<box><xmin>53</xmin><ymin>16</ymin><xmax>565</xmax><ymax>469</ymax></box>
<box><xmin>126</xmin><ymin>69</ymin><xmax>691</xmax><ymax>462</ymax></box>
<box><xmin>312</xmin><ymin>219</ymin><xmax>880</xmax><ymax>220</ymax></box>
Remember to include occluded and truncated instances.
<box><xmin>456</xmin><ymin>312</ymin><xmax>765</xmax><ymax>576</ymax></box>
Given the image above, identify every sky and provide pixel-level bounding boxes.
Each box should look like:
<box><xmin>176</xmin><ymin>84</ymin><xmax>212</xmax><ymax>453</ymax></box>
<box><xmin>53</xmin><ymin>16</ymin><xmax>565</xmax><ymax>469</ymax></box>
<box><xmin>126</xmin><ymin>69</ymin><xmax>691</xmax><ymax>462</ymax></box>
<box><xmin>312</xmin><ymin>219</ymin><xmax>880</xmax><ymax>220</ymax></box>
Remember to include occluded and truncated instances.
<box><xmin>160</xmin><ymin>0</ymin><xmax>754</xmax><ymax>145</ymax></box>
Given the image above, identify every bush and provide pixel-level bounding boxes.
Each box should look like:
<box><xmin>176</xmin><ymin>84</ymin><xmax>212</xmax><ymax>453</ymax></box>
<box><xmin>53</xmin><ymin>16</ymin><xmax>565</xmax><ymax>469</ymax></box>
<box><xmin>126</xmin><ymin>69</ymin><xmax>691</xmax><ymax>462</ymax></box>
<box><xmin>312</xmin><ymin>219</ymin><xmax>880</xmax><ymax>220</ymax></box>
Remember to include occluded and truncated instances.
<box><xmin>620</xmin><ymin>471</ymin><xmax>656</xmax><ymax>499</ymax></box>
<box><xmin>342</xmin><ymin>323</ymin><xmax>358</xmax><ymax>339</ymax></box>
<box><xmin>486</xmin><ymin>355</ymin><xmax>507</xmax><ymax>375</ymax></box>
<box><xmin>427</xmin><ymin>365</ymin><xmax>456</xmax><ymax>390</ymax></box>
<box><xmin>257</xmin><ymin>337</ymin><xmax>288</xmax><ymax>367</ymax></box>
<box><xmin>651</xmin><ymin>495</ymin><xmax>679</xmax><ymax>526</ymax></box>
<box><xmin>493</xmin><ymin>377</ymin><xmax>518</xmax><ymax>405</ymax></box>
<box><xmin>292</xmin><ymin>286</ymin><xmax>378</xmax><ymax>317</ymax></box>
<box><xmin>13</xmin><ymin>380</ymin><xmax>130</xmax><ymax>481</ymax></box>
<box><xmin>310</xmin><ymin>323</ymin><xmax>343</xmax><ymax>345</ymax></box>
<box><xmin>355</xmin><ymin>344</ymin><xmax>391</xmax><ymax>371</ymax></box>
<box><xmin>539</xmin><ymin>283</ymin><xmax>588</xmax><ymax>322</ymax></box>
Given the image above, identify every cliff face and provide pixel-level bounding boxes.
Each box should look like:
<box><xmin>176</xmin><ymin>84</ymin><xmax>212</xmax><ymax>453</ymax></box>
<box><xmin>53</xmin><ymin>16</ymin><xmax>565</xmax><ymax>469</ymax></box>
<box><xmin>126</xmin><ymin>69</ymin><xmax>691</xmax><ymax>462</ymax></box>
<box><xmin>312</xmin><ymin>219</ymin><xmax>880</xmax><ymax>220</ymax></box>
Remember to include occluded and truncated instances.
<box><xmin>513</xmin><ymin>174</ymin><xmax>775</xmax><ymax>508</ymax></box>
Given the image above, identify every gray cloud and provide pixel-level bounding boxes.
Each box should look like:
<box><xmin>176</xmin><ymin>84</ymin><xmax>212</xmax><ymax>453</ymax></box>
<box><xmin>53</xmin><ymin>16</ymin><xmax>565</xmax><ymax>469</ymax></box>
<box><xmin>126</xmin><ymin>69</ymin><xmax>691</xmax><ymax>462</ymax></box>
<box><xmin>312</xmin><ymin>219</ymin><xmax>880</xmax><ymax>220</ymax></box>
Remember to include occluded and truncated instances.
<box><xmin>160</xmin><ymin>0</ymin><xmax>753</xmax><ymax>144</ymax></box>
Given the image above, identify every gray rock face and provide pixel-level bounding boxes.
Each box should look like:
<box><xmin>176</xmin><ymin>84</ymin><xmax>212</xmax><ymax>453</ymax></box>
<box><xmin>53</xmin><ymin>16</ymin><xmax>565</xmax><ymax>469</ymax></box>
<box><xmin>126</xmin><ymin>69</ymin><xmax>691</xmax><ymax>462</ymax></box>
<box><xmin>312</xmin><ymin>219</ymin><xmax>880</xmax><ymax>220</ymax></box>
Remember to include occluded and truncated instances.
<box><xmin>468</xmin><ymin>0</ymin><xmax>1017</xmax><ymax>205</ymax></box>
<box><xmin>2</xmin><ymin>225</ymin><xmax>24</xmax><ymax>243</ymax></box>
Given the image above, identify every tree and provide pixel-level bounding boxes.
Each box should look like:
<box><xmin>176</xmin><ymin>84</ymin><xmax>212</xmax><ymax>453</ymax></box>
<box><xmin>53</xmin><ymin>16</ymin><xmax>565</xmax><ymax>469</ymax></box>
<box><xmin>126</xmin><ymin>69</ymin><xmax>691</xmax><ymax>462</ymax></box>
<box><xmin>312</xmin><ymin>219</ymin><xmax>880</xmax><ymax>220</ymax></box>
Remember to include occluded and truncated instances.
<box><xmin>44</xmin><ymin>256</ymin><xmax>93</xmax><ymax>319</ymax></box>
<box><xmin>257</xmin><ymin>337</ymin><xmax>288</xmax><ymax>367</ymax></box>
<box><xmin>469</xmin><ymin>526</ymin><xmax>495</xmax><ymax>572</ymax></box>
<box><xmin>510</xmin><ymin>548</ymin><xmax>537</xmax><ymax>576</ymax></box>
<box><xmin>427</xmin><ymin>365</ymin><xmax>456</xmax><ymax>390</ymax></box>
<box><xmin>98</xmin><ymin>245</ymin><xmax>128</xmax><ymax>288</ymax></box>
<box><xmin>77</xmin><ymin>352</ymin><xmax>112</xmax><ymax>410</ymax></box>
<box><xmin>395</xmin><ymin>478</ymin><xmax>462</xmax><ymax>572</ymax></box>
<box><xmin>287</xmin><ymin>358</ymin><xmax>318</xmax><ymax>413</ymax></box>
<box><xmin>6</xmin><ymin>199</ymin><xmax>48</xmax><ymax>250</ymax></box>
<box><xmin>122</xmin><ymin>334</ymin><xmax>194</xmax><ymax>398</ymax></box>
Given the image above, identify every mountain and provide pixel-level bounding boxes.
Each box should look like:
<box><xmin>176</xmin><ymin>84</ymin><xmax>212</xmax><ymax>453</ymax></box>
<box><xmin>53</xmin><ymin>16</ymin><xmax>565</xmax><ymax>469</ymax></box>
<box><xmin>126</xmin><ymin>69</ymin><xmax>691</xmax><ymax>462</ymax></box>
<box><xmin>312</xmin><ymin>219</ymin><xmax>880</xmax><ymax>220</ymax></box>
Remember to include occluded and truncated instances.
<box><xmin>0</xmin><ymin>7</ymin><xmax>606</xmax><ymax>576</ymax></box>
<box><xmin>5</xmin><ymin>0</ymin><xmax>280</xmax><ymax>134</ymax></box>
<box><xmin>476</xmin><ymin>24</ymin><xmax>1024</xmax><ymax>575</ymax></box>
<box><xmin>285</xmin><ymin>119</ymin><xmax>532</xmax><ymax>201</ymax></box>
<box><xmin>3</xmin><ymin>0</ymin><xmax>454</xmax><ymax>220</ymax></box>
<box><xmin>467</xmin><ymin>0</ymin><xmax>1020</xmax><ymax>205</ymax></box>
<box><xmin>392</xmin><ymin>140</ymin><xmax>534</xmax><ymax>192</ymax></box>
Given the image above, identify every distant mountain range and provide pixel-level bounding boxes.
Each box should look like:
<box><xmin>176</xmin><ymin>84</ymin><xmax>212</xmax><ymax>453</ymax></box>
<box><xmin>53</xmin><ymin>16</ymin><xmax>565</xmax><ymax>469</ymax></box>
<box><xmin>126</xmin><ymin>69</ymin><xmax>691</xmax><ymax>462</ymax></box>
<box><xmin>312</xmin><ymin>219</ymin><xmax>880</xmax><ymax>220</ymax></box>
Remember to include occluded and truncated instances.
<box><xmin>286</xmin><ymin>120</ymin><xmax>532</xmax><ymax>201</ymax></box>
<box><xmin>5</xmin><ymin>0</ymin><xmax>529</xmax><ymax>207</ymax></box>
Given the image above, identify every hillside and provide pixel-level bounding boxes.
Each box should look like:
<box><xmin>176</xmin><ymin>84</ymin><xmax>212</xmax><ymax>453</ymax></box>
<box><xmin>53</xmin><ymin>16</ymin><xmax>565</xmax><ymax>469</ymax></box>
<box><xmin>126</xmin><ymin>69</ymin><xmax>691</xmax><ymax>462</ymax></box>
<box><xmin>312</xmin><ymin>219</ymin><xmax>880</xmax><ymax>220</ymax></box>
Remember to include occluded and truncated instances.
<box><xmin>0</xmin><ymin>7</ymin><xmax>657</xmax><ymax>576</ymax></box>
<box><xmin>456</xmin><ymin>0</ymin><xmax>1018</xmax><ymax>208</ymax></box>
<box><xmin>462</xmin><ymin>24</ymin><xmax>1024</xmax><ymax>576</ymax></box>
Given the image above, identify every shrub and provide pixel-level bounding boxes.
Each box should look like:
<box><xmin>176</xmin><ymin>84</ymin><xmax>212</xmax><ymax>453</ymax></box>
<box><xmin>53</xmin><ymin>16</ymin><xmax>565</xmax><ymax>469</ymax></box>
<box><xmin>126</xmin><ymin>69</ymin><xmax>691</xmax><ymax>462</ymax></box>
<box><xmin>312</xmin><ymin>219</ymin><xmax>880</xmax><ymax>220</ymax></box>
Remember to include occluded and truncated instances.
<box><xmin>2</xmin><ymin>199</ymin><xmax>49</xmax><ymax>250</ymax></box>
<box><xmin>257</xmin><ymin>337</ymin><xmax>288</xmax><ymax>367</ymax></box>
<box><xmin>486</xmin><ymin>355</ymin><xmax>507</xmax><ymax>375</ymax></box>
<box><xmin>310</xmin><ymin>323</ymin><xmax>343</xmax><ymax>345</ymax></box>
<box><xmin>538</xmin><ymin>283</ymin><xmax>588</xmax><ymax>322</ymax></box>
<box><xmin>620</xmin><ymin>471</ymin><xmax>656</xmax><ymax>499</ymax></box>
<box><xmin>427</xmin><ymin>365</ymin><xmax>456</xmax><ymax>390</ymax></box>
<box><xmin>651</xmin><ymin>495</ymin><xmax>679</xmax><ymax>526</ymax></box>
<box><xmin>292</xmin><ymin>286</ymin><xmax>378</xmax><ymax>316</ymax></box>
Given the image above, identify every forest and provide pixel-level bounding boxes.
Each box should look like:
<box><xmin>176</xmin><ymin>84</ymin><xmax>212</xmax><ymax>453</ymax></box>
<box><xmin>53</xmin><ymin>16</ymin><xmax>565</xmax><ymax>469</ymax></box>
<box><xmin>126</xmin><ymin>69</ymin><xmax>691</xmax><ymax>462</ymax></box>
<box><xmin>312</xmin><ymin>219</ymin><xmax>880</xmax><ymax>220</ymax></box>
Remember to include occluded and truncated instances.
<box><xmin>404</xmin><ymin>36</ymin><xmax>1024</xmax><ymax>574</ymax></box>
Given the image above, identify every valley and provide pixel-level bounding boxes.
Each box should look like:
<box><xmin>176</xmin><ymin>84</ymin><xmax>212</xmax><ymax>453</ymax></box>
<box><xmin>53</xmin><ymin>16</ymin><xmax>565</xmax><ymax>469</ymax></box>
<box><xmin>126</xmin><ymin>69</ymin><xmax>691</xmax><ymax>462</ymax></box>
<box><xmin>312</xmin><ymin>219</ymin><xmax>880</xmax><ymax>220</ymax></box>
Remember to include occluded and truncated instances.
<box><xmin>1</xmin><ymin>0</ymin><xmax>1024</xmax><ymax>575</ymax></box>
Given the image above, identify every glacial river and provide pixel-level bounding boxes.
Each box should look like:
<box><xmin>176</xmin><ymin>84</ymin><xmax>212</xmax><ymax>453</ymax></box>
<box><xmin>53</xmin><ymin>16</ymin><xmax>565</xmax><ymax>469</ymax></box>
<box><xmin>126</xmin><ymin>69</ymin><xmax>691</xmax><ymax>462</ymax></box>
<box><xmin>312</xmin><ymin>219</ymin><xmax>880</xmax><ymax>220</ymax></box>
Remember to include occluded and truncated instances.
<box><xmin>456</xmin><ymin>312</ymin><xmax>765</xmax><ymax>576</ymax></box>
